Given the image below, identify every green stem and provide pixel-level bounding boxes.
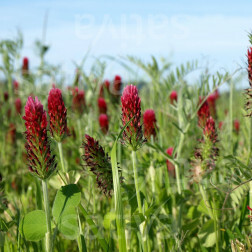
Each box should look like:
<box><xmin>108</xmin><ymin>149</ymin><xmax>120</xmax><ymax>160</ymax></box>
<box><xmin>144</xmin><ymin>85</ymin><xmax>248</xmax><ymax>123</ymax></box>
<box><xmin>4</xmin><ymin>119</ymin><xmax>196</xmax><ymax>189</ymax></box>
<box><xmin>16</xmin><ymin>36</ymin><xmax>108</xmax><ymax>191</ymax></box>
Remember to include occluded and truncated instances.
<box><xmin>58</xmin><ymin>142</ymin><xmax>66</xmax><ymax>174</ymax></box>
<box><xmin>132</xmin><ymin>151</ymin><xmax>142</xmax><ymax>214</ymax></box>
<box><xmin>229</xmin><ymin>81</ymin><xmax>233</xmax><ymax>154</ymax></box>
<box><xmin>42</xmin><ymin>180</ymin><xmax>52</xmax><ymax>252</ymax></box>
<box><xmin>79</xmin><ymin>204</ymin><xmax>108</xmax><ymax>251</ymax></box>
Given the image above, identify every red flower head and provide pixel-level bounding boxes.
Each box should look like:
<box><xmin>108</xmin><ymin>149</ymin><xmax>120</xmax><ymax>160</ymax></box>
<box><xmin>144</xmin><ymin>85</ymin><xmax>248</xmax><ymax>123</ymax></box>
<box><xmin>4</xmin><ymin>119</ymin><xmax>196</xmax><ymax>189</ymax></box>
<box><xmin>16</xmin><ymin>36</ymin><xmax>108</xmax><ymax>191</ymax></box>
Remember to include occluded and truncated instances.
<box><xmin>246</xmin><ymin>48</ymin><xmax>252</xmax><ymax>116</ymax></box>
<box><xmin>121</xmin><ymin>85</ymin><xmax>145</xmax><ymax>150</ymax></box>
<box><xmin>23</xmin><ymin>97</ymin><xmax>56</xmax><ymax>180</ymax></box>
<box><xmin>248</xmin><ymin>47</ymin><xmax>252</xmax><ymax>86</ymax></box>
<box><xmin>22</xmin><ymin>57</ymin><xmax>29</xmax><ymax>76</ymax></box>
<box><xmin>72</xmin><ymin>87</ymin><xmax>86</xmax><ymax>115</ymax></box>
<box><xmin>166</xmin><ymin>147</ymin><xmax>175</xmax><ymax>177</ymax></box>
<box><xmin>82</xmin><ymin>134</ymin><xmax>115</xmax><ymax>195</ymax></box>
<box><xmin>233</xmin><ymin>119</ymin><xmax>240</xmax><ymax>134</ymax></box>
<box><xmin>113</xmin><ymin>75</ymin><xmax>122</xmax><ymax>94</ymax></box>
<box><xmin>99</xmin><ymin>114</ymin><xmax>109</xmax><ymax>134</ymax></box>
<box><xmin>207</xmin><ymin>91</ymin><xmax>219</xmax><ymax>119</ymax></box>
<box><xmin>170</xmin><ymin>90</ymin><xmax>177</xmax><ymax>105</ymax></box>
<box><xmin>13</xmin><ymin>80</ymin><xmax>19</xmax><ymax>93</ymax></box>
<box><xmin>98</xmin><ymin>97</ymin><xmax>107</xmax><ymax>114</ymax></box>
<box><xmin>4</xmin><ymin>92</ymin><xmax>9</xmax><ymax>102</ymax></box>
<box><xmin>48</xmin><ymin>88</ymin><xmax>67</xmax><ymax>142</ymax></box>
<box><xmin>143</xmin><ymin>109</ymin><xmax>157</xmax><ymax>140</ymax></box>
<box><xmin>197</xmin><ymin>97</ymin><xmax>210</xmax><ymax>128</ymax></box>
<box><xmin>15</xmin><ymin>98</ymin><xmax>22</xmax><ymax>114</ymax></box>
<box><xmin>203</xmin><ymin>117</ymin><xmax>218</xmax><ymax>143</ymax></box>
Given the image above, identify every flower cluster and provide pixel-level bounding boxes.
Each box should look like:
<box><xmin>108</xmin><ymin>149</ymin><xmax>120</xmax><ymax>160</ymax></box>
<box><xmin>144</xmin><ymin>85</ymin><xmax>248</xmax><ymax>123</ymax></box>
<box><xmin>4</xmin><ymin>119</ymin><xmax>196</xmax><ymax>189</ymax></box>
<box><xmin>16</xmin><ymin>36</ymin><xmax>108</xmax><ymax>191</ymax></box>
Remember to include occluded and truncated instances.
<box><xmin>143</xmin><ymin>109</ymin><xmax>157</xmax><ymax>140</ymax></box>
<box><xmin>23</xmin><ymin>97</ymin><xmax>56</xmax><ymax>180</ymax></box>
<box><xmin>99</xmin><ymin>114</ymin><xmax>109</xmax><ymax>134</ymax></box>
<box><xmin>170</xmin><ymin>90</ymin><xmax>177</xmax><ymax>105</ymax></box>
<box><xmin>98</xmin><ymin>97</ymin><xmax>107</xmax><ymax>114</ymax></box>
<box><xmin>207</xmin><ymin>90</ymin><xmax>219</xmax><ymax>119</ymax></box>
<box><xmin>246</xmin><ymin>47</ymin><xmax>252</xmax><ymax>117</ymax></box>
<box><xmin>82</xmin><ymin>135</ymin><xmax>114</xmax><ymax>195</ymax></box>
<box><xmin>197</xmin><ymin>97</ymin><xmax>210</xmax><ymax>128</ymax></box>
<box><xmin>121</xmin><ymin>85</ymin><xmax>146</xmax><ymax>151</ymax></box>
<box><xmin>48</xmin><ymin>88</ymin><xmax>68</xmax><ymax>142</ymax></box>
<box><xmin>191</xmin><ymin>117</ymin><xmax>219</xmax><ymax>183</ymax></box>
<box><xmin>15</xmin><ymin>98</ymin><xmax>22</xmax><ymax>114</ymax></box>
<box><xmin>22</xmin><ymin>57</ymin><xmax>29</xmax><ymax>77</ymax></box>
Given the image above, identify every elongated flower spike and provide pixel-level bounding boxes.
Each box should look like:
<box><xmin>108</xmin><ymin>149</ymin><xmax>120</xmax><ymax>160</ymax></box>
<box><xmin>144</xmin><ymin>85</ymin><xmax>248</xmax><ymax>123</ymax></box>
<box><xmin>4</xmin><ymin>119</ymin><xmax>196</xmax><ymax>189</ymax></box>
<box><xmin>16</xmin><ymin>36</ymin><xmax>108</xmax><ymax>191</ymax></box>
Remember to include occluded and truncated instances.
<box><xmin>99</xmin><ymin>114</ymin><xmax>109</xmax><ymax>134</ymax></box>
<box><xmin>98</xmin><ymin>97</ymin><xmax>107</xmax><ymax>114</ymax></box>
<box><xmin>190</xmin><ymin>116</ymin><xmax>219</xmax><ymax>183</ymax></box>
<box><xmin>197</xmin><ymin>97</ymin><xmax>210</xmax><ymax>128</ymax></box>
<box><xmin>121</xmin><ymin>84</ymin><xmax>146</xmax><ymax>151</ymax></box>
<box><xmin>99</xmin><ymin>80</ymin><xmax>110</xmax><ymax>97</ymax></box>
<box><xmin>207</xmin><ymin>92</ymin><xmax>218</xmax><ymax>119</ymax></box>
<box><xmin>22</xmin><ymin>57</ymin><xmax>29</xmax><ymax>77</ymax></box>
<box><xmin>23</xmin><ymin>96</ymin><xmax>57</xmax><ymax>180</ymax></box>
<box><xmin>82</xmin><ymin>134</ymin><xmax>115</xmax><ymax>195</ymax></box>
<box><xmin>246</xmin><ymin>47</ymin><xmax>252</xmax><ymax>116</ymax></box>
<box><xmin>233</xmin><ymin>119</ymin><xmax>240</xmax><ymax>134</ymax></box>
<box><xmin>15</xmin><ymin>98</ymin><xmax>22</xmax><ymax>114</ymax></box>
<box><xmin>143</xmin><ymin>109</ymin><xmax>157</xmax><ymax>140</ymax></box>
<box><xmin>170</xmin><ymin>90</ymin><xmax>177</xmax><ymax>105</ymax></box>
<box><xmin>48</xmin><ymin>88</ymin><xmax>67</xmax><ymax>142</ymax></box>
<box><xmin>72</xmin><ymin>87</ymin><xmax>86</xmax><ymax>115</ymax></box>
<box><xmin>113</xmin><ymin>75</ymin><xmax>122</xmax><ymax>95</ymax></box>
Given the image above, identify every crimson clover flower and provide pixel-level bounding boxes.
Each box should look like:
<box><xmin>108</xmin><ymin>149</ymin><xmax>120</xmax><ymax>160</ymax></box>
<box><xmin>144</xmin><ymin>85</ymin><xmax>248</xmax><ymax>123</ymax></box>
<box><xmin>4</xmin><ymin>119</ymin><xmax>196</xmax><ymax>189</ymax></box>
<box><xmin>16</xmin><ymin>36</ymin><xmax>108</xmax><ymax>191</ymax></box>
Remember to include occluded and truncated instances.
<box><xmin>15</xmin><ymin>98</ymin><xmax>22</xmax><ymax>114</ymax></box>
<box><xmin>121</xmin><ymin>84</ymin><xmax>146</xmax><ymax>151</ymax></box>
<box><xmin>191</xmin><ymin>116</ymin><xmax>219</xmax><ymax>183</ymax></box>
<box><xmin>170</xmin><ymin>90</ymin><xmax>177</xmax><ymax>105</ymax></box>
<box><xmin>99</xmin><ymin>114</ymin><xmax>109</xmax><ymax>134</ymax></box>
<box><xmin>197</xmin><ymin>97</ymin><xmax>210</xmax><ymax>128</ymax></box>
<box><xmin>22</xmin><ymin>57</ymin><xmax>29</xmax><ymax>77</ymax></box>
<box><xmin>98</xmin><ymin>97</ymin><xmax>107</xmax><ymax>114</ymax></box>
<box><xmin>82</xmin><ymin>134</ymin><xmax>115</xmax><ymax>195</ymax></box>
<box><xmin>143</xmin><ymin>109</ymin><xmax>157</xmax><ymax>140</ymax></box>
<box><xmin>246</xmin><ymin>47</ymin><xmax>252</xmax><ymax>116</ymax></box>
<box><xmin>23</xmin><ymin>96</ymin><xmax>56</xmax><ymax>180</ymax></box>
<box><xmin>48</xmin><ymin>88</ymin><xmax>67</xmax><ymax>142</ymax></box>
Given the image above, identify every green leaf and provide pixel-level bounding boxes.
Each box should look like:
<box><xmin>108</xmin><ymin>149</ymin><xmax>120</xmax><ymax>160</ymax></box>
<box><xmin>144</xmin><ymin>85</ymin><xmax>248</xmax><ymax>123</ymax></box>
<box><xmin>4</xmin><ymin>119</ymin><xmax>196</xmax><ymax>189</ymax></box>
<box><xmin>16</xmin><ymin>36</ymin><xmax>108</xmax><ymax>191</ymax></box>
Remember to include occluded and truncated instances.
<box><xmin>57</xmin><ymin>207</ymin><xmax>79</xmax><ymax>240</ymax></box>
<box><xmin>198</xmin><ymin>220</ymin><xmax>216</xmax><ymax>247</ymax></box>
<box><xmin>22</xmin><ymin>210</ymin><xmax>47</xmax><ymax>241</ymax></box>
<box><xmin>103</xmin><ymin>212</ymin><xmax>116</xmax><ymax>230</ymax></box>
<box><xmin>52</xmin><ymin>184</ymin><xmax>81</xmax><ymax>222</ymax></box>
<box><xmin>52</xmin><ymin>184</ymin><xmax>81</xmax><ymax>240</ymax></box>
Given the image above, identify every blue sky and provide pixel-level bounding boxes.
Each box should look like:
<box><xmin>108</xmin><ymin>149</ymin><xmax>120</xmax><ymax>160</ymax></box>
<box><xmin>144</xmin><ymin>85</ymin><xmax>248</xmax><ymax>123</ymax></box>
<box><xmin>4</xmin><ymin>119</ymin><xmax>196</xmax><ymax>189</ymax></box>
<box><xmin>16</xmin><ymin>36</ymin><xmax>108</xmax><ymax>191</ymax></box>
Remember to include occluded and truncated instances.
<box><xmin>1</xmin><ymin>0</ymin><xmax>252</xmax><ymax>82</ymax></box>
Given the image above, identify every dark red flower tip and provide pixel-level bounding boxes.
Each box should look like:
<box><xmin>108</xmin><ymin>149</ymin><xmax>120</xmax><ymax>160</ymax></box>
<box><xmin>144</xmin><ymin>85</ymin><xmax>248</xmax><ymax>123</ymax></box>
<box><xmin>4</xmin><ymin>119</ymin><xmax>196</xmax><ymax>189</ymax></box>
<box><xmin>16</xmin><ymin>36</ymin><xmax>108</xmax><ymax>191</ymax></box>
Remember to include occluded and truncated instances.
<box><xmin>48</xmin><ymin>88</ymin><xmax>67</xmax><ymax>142</ymax></box>
<box><xmin>143</xmin><ymin>109</ymin><xmax>157</xmax><ymax>140</ymax></box>
<box><xmin>98</xmin><ymin>97</ymin><xmax>107</xmax><ymax>114</ymax></box>
<box><xmin>4</xmin><ymin>92</ymin><xmax>9</xmax><ymax>102</ymax></box>
<box><xmin>23</xmin><ymin>96</ymin><xmax>56</xmax><ymax>180</ymax></box>
<box><xmin>99</xmin><ymin>80</ymin><xmax>110</xmax><ymax>97</ymax></box>
<box><xmin>247</xmin><ymin>205</ymin><xmax>252</xmax><ymax>211</ymax></box>
<box><xmin>170</xmin><ymin>90</ymin><xmax>177</xmax><ymax>105</ymax></box>
<box><xmin>99</xmin><ymin>114</ymin><xmax>109</xmax><ymax>134</ymax></box>
<box><xmin>197</xmin><ymin>97</ymin><xmax>210</xmax><ymax>128</ymax></box>
<box><xmin>15</xmin><ymin>98</ymin><xmax>22</xmax><ymax>114</ymax></box>
<box><xmin>104</xmin><ymin>80</ymin><xmax>110</xmax><ymax>89</ymax></box>
<box><xmin>72</xmin><ymin>87</ymin><xmax>86</xmax><ymax>115</ymax></box>
<box><xmin>248</xmin><ymin>47</ymin><xmax>252</xmax><ymax>86</ymax></box>
<box><xmin>22</xmin><ymin>57</ymin><xmax>29</xmax><ymax>76</ymax></box>
<box><xmin>82</xmin><ymin>134</ymin><xmax>115</xmax><ymax>195</ymax></box>
<box><xmin>13</xmin><ymin>80</ymin><xmax>19</xmax><ymax>92</ymax></box>
<box><xmin>207</xmin><ymin>91</ymin><xmax>219</xmax><ymax>119</ymax></box>
<box><xmin>166</xmin><ymin>147</ymin><xmax>175</xmax><ymax>177</ymax></box>
<box><xmin>113</xmin><ymin>75</ymin><xmax>122</xmax><ymax>94</ymax></box>
<box><xmin>121</xmin><ymin>84</ymin><xmax>145</xmax><ymax>150</ymax></box>
<box><xmin>233</xmin><ymin>119</ymin><xmax>240</xmax><ymax>133</ymax></box>
<box><xmin>203</xmin><ymin>117</ymin><xmax>218</xmax><ymax>143</ymax></box>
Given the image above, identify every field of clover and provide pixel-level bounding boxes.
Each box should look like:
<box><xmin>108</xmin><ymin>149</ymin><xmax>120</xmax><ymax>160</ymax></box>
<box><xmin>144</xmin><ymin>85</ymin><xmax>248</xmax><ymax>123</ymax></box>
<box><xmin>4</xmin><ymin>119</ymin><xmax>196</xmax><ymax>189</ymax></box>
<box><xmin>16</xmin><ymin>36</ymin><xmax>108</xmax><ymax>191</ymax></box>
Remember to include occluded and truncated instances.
<box><xmin>0</xmin><ymin>31</ymin><xmax>252</xmax><ymax>252</ymax></box>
